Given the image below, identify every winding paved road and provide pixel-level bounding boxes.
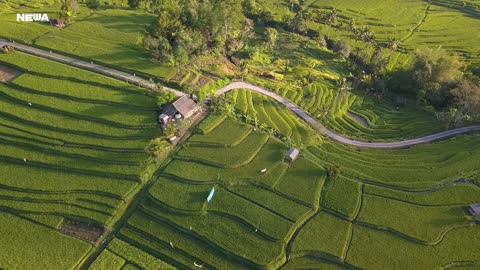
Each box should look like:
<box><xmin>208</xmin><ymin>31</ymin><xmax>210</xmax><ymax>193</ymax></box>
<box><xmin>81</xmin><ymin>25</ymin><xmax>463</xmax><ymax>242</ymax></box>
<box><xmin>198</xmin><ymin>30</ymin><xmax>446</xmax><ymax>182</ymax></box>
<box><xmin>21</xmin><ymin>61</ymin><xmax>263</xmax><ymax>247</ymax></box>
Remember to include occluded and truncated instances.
<box><xmin>218</xmin><ymin>82</ymin><xmax>480</xmax><ymax>149</ymax></box>
<box><xmin>2</xmin><ymin>39</ymin><xmax>480</xmax><ymax>149</ymax></box>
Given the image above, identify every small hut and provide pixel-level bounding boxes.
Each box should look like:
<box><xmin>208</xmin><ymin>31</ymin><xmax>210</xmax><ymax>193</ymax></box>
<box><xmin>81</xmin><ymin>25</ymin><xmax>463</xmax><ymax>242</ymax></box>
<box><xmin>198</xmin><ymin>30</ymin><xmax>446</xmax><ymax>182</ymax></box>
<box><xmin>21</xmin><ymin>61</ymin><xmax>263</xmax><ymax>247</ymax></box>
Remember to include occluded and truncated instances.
<box><xmin>159</xmin><ymin>95</ymin><xmax>197</xmax><ymax>124</ymax></box>
<box><xmin>285</xmin><ymin>147</ymin><xmax>299</xmax><ymax>162</ymax></box>
<box><xmin>50</xmin><ymin>19</ymin><xmax>65</xmax><ymax>28</ymax></box>
<box><xmin>468</xmin><ymin>203</ymin><xmax>480</xmax><ymax>216</ymax></box>
<box><xmin>158</xmin><ymin>114</ymin><xmax>170</xmax><ymax>125</ymax></box>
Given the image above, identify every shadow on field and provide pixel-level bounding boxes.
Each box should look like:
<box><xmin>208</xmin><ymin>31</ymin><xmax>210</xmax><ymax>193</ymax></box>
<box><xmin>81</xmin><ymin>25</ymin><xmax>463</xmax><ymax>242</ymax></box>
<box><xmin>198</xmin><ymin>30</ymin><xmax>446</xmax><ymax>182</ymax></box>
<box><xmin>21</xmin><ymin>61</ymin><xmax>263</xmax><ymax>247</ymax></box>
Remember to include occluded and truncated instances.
<box><xmin>189</xmin><ymin>191</ymin><xmax>210</xmax><ymax>204</ymax></box>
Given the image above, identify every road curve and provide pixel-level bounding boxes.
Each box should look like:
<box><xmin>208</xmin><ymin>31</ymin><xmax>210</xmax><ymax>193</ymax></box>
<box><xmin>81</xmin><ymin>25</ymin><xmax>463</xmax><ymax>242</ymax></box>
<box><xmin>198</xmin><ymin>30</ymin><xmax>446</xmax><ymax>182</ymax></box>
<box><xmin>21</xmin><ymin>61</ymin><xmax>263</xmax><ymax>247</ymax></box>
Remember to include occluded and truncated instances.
<box><xmin>217</xmin><ymin>82</ymin><xmax>480</xmax><ymax>149</ymax></box>
<box><xmin>2</xmin><ymin>39</ymin><xmax>480</xmax><ymax>149</ymax></box>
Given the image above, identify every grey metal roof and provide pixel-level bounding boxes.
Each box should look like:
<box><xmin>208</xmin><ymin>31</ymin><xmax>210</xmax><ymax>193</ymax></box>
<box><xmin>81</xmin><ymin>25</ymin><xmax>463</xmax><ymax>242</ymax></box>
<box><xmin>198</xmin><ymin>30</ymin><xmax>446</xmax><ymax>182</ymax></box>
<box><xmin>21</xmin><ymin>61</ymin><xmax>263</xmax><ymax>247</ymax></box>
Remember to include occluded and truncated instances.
<box><xmin>172</xmin><ymin>95</ymin><xmax>197</xmax><ymax>116</ymax></box>
<box><xmin>286</xmin><ymin>147</ymin><xmax>299</xmax><ymax>160</ymax></box>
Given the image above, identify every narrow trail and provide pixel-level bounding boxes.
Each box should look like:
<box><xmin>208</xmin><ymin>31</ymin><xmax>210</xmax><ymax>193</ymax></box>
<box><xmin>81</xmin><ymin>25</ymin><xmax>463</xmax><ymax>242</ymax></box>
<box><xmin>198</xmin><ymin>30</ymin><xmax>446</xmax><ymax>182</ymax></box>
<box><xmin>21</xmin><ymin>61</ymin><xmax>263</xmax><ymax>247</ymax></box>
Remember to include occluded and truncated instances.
<box><xmin>2</xmin><ymin>39</ymin><xmax>480</xmax><ymax>149</ymax></box>
<box><xmin>401</xmin><ymin>2</ymin><xmax>431</xmax><ymax>43</ymax></box>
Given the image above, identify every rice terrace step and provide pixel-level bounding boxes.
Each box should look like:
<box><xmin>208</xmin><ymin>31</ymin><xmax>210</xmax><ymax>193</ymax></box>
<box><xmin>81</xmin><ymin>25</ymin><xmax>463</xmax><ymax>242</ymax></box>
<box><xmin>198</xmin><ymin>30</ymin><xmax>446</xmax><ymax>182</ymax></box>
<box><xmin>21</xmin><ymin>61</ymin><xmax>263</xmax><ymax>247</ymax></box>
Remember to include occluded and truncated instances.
<box><xmin>0</xmin><ymin>0</ymin><xmax>480</xmax><ymax>269</ymax></box>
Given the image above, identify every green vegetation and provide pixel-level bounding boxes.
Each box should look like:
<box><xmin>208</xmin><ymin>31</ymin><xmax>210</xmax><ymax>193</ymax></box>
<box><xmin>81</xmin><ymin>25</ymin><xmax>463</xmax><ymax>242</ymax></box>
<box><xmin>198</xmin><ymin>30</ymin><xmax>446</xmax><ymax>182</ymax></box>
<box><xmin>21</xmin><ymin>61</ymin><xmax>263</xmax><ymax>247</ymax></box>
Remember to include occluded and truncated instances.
<box><xmin>291</xmin><ymin>211</ymin><xmax>351</xmax><ymax>258</ymax></box>
<box><xmin>89</xmin><ymin>249</ymin><xmax>125</xmax><ymax>270</ymax></box>
<box><xmin>346</xmin><ymin>225</ymin><xmax>480</xmax><ymax>269</ymax></box>
<box><xmin>0</xmin><ymin>212</ymin><xmax>91</xmax><ymax>270</ymax></box>
<box><xmin>322</xmin><ymin>176</ymin><xmax>362</xmax><ymax>218</ymax></box>
<box><xmin>92</xmin><ymin>114</ymin><xmax>327</xmax><ymax>269</ymax></box>
<box><xmin>0</xmin><ymin>52</ymin><xmax>165</xmax><ymax>267</ymax></box>
<box><xmin>2</xmin><ymin>0</ymin><xmax>480</xmax><ymax>269</ymax></box>
<box><xmin>358</xmin><ymin>194</ymin><xmax>471</xmax><ymax>243</ymax></box>
<box><xmin>308</xmin><ymin>135</ymin><xmax>480</xmax><ymax>188</ymax></box>
<box><xmin>107</xmin><ymin>238</ymin><xmax>175</xmax><ymax>270</ymax></box>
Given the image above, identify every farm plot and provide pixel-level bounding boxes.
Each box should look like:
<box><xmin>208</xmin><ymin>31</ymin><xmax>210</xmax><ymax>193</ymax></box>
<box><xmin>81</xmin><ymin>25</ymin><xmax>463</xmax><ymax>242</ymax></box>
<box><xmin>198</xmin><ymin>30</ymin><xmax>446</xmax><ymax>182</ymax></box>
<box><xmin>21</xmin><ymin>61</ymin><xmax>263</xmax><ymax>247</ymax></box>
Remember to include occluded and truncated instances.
<box><xmin>274</xmin><ymin>157</ymin><xmax>327</xmax><ymax>207</ymax></box>
<box><xmin>346</xmin><ymin>224</ymin><xmax>480</xmax><ymax>269</ymax></box>
<box><xmin>0</xmin><ymin>211</ymin><xmax>91</xmax><ymax>270</ymax></box>
<box><xmin>189</xmin><ymin>118</ymin><xmax>252</xmax><ymax>147</ymax></box>
<box><xmin>177</xmin><ymin>131</ymin><xmax>269</xmax><ymax>168</ymax></box>
<box><xmin>291</xmin><ymin>211</ymin><xmax>352</xmax><ymax>259</ymax></box>
<box><xmin>357</xmin><ymin>194</ymin><xmax>471</xmax><ymax>243</ymax></box>
<box><xmin>0</xmin><ymin>52</ymin><xmax>162</xmax><ymax>267</ymax></box>
<box><xmin>364</xmin><ymin>183</ymin><xmax>480</xmax><ymax>206</ymax></box>
<box><xmin>0</xmin><ymin>64</ymin><xmax>22</xmax><ymax>82</ymax></box>
<box><xmin>322</xmin><ymin>175</ymin><xmax>362</xmax><ymax>218</ymax></box>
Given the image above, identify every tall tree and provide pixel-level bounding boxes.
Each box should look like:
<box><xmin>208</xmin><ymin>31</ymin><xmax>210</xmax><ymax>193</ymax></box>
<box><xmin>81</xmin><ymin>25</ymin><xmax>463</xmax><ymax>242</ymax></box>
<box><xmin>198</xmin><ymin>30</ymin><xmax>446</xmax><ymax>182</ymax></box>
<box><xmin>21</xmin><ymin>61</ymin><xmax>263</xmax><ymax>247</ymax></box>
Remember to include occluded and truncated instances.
<box><xmin>413</xmin><ymin>48</ymin><xmax>464</xmax><ymax>87</ymax></box>
<box><xmin>450</xmin><ymin>79</ymin><xmax>480</xmax><ymax>124</ymax></box>
<box><xmin>332</xmin><ymin>40</ymin><xmax>351</xmax><ymax>58</ymax></box>
<box><xmin>264</xmin><ymin>27</ymin><xmax>278</xmax><ymax>49</ymax></box>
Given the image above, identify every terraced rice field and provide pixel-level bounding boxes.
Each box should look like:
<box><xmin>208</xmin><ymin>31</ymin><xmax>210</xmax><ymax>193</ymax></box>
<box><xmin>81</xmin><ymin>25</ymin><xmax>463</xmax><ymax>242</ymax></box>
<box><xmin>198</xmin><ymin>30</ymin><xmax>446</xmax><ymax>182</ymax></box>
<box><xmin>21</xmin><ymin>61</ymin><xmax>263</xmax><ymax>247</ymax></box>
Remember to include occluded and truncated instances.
<box><xmin>229</xmin><ymin>86</ymin><xmax>442</xmax><ymax>142</ymax></box>
<box><xmin>0</xmin><ymin>52</ymin><xmax>162</xmax><ymax>269</ymax></box>
<box><xmin>91</xmin><ymin>115</ymin><xmax>327</xmax><ymax>269</ymax></box>
<box><xmin>228</xmin><ymin>89</ymin><xmax>314</xmax><ymax>146</ymax></box>
<box><xmin>89</xmin><ymin>114</ymin><xmax>480</xmax><ymax>269</ymax></box>
<box><xmin>301</xmin><ymin>0</ymin><xmax>480</xmax><ymax>66</ymax></box>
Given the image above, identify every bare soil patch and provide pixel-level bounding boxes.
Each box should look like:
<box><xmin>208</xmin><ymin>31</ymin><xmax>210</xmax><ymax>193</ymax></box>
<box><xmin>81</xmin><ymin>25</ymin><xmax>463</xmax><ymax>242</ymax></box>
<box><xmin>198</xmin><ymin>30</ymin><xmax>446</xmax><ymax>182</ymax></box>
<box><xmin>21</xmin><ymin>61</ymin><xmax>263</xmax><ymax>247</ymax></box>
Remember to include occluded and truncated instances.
<box><xmin>0</xmin><ymin>64</ymin><xmax>22</xmax><ymax>82</ymax></box>
<box><xmin>61</xmin><ymin>218</ymin><xmax>105</xmax><ymax>244</ymax></box>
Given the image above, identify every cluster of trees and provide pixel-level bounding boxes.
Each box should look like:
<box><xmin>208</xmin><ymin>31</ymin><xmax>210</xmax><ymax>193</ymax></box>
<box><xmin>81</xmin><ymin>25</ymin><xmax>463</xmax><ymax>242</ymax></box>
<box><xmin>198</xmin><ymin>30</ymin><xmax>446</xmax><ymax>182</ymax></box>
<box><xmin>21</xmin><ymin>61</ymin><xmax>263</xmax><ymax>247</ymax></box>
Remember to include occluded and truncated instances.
<box><xmin>137</xmin><ymin>0</ymin><xmax>254</xmax><ymax>66</ymax></box>
<box><xmin>59</xmin><ymin>0</ymin><xmax>80</xmax><ymax>22</ymax></box>
<box><xmin>385</xmin><ymin>48</ymin><xmax>480</xmax><ymax>127</ymax></box>
<box><xmin>409</xmin><ymin>49</ymin><xmax>480</xmax><ymax>126</ymax></box>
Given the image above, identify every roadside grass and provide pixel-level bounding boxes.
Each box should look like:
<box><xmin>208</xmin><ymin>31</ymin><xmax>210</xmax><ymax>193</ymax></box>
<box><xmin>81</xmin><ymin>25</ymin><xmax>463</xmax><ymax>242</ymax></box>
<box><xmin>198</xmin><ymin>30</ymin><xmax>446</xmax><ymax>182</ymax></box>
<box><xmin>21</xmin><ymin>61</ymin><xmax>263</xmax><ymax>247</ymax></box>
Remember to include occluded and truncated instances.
<box><xmin>365</xmin><ymin>183</ymin><xmax>480</xmax><ymax>206</ymax></box>
<box><xmin>308</xmin><ymin>134</ymin><xmax>480</xmax><ymax>187</ymax></box>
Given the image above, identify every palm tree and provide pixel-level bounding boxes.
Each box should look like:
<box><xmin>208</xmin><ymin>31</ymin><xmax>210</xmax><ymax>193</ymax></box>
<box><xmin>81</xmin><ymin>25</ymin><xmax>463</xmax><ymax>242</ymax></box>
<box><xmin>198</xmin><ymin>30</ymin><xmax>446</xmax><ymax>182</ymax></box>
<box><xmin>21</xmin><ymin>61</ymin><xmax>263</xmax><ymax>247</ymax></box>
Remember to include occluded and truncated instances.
<box><xmin>387</xmin><ymin>37</ymin><xmax>402</xmax><ymax>52</ymax></box>
<box><xmin>360</xmin><ymin>27</ymin><xmax>375</xmax><ymax>47</ymax></box>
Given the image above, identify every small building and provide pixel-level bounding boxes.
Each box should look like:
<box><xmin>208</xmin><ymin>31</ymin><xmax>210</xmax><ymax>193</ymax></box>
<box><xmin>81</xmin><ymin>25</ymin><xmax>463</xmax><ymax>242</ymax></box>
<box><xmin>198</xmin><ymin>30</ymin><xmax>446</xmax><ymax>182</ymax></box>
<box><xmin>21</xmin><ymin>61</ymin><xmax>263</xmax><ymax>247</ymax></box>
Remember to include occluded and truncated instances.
<box><xmin>159</xmin><ymin>95</ymin><xmax>197</xmax><ymax>124</ymax></box>
<box><xmin>285</xmin><ymin>147</ymin><xmax>300</xmax><ymax>162</ymax></box>
<box><xmin>50</xmin><ymin>18</ymin><xmax>65</xmax><ymax>28</ymax></box>
<box><xmin>158</xmin><ymin>114</ymin><xmax>170</xmax><ymax>125</ymax></box>
<box><xmin>475</xmin><ymin>218</ymin><xmax>480</xmax><ymax>225</ymax></box>
<box><xmin>168</xmin><ymin>136</ymin><xmax>177</xmax><ymax>144</ymax></box>
<box><xmin>468</xmin><ymin>203</ymin><xmax>480</xmax><ymax>216</ymax></box>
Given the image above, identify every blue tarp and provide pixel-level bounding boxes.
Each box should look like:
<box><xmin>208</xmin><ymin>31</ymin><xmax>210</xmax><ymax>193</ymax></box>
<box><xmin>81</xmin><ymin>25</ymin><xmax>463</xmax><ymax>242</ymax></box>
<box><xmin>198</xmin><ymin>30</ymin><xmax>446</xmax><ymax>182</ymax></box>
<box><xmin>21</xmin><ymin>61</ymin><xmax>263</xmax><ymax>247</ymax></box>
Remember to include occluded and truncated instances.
<box><xmin>207</xmin><ymin>187</ymin><xmax>215</xmax><ymax>203</ymax></box>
